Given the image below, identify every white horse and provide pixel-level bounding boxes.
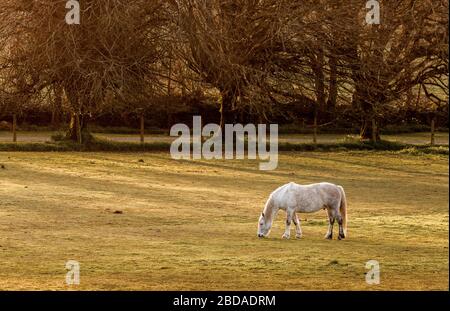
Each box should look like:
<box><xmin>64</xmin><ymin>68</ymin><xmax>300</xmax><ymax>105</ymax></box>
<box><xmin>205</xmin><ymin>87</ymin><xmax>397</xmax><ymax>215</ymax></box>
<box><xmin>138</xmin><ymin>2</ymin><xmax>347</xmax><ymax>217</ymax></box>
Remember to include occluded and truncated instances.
<box><xmin>257</xmin><ymin>182</ymin><xmax>348</xmax><ymax>240</ymax></box>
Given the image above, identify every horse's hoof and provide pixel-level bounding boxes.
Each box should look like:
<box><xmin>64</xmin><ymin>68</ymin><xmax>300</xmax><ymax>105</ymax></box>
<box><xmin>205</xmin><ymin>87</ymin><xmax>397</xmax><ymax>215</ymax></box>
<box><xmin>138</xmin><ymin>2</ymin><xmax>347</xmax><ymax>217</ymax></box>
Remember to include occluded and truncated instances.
<box><xmin>282</xmin><ymin>234</ymin><xmax>290</xmax><ymax>240</ymax></box>
<box><xmin>325</xmin><ymin>235</ymin><xmax>332</xmax><ymax>240</ymax></box>
<box><xmin>338</xmin><ymin>235</ymin><xmax>345</xmax><ymax>240</ymax></box>
<box><xmin>295</xmin><ymin>234</ymin><xmax>302</xmax><ymax>239</ymax></box>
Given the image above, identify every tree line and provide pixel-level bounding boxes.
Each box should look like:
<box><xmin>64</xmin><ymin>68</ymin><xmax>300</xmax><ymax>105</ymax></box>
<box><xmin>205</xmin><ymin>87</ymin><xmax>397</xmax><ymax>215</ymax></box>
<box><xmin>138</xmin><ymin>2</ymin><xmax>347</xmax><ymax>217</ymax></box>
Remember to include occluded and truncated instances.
<box><xmin>0</xmin><ymin>0</ymin><xmax>448</xmax><ymax>143</ymax></box>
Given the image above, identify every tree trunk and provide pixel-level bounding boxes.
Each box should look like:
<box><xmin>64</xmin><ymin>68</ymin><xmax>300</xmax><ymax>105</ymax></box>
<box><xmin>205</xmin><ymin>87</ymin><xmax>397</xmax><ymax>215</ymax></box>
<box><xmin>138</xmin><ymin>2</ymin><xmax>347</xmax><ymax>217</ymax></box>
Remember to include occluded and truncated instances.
<box><xmin>431</xmin><ymin>116</ymin><xmax>436</xmax><ymax>146</ymax></box>
<box><xmin>51</xmin><ymin>110</ymin><xmax>57</xmax><ymax>129</ymax></box>
<box><xmin>167</xmin><ymin>113</ymin><xmax>173</xmax><ymax>130</ymax></box>
<box><xmin>64</xmin><ymin>89</ymin><xmax>87</xmax><ymax>143</ymax></box>
<box><xmin>327</xmin><ymin>55</ymin><xmax>338</xmax><ymax>114</ymax></box>
<box><xmin>371</xmin><ymin>118</ymin><xmax>378</xmax><ymax>143</ymax></box>
<box><xmin>12</xmin><ymin>114</ymin><xmax>17</xmax><ymax>143</ymax></box>
<box><xmin>313</xmin><ymin>112</ymin><xmax>318</xmax><ymax>144</ymax></box>
<box><xmin>67</xmin><ymin>112</ymin><xmax>89</xmax><ymax>144</ymax></box>
<box><xmin>313</xmin><ymin>49</ymin><xmax>326</xmax><ymax>112</ymax></box>
<box><xmin>168</xmin><ymin>58</ymin><xmax>173</xmax><ymax>96</ymax></box>
<box><xmin>220</xmin><ymin>90</ymin><xmax>235</xmax><ymax>130</ymax></box>
<box><xmin>75</xmin><ymin>113</ymin><xmax>82</xmax><ymax>144</ymax></box>
<box><xmin>51</xmin><ymin>85</ymin><xmax>63</xmax><ymax>130</ymax></box>
<box><xmin>67</xmin><ymin>113</ymin><xmax>76</xmax><ymax>141</ymax></box>
<box><xmin>140</xmin><ymin>113</ymin><xmax>145</xmax><ymax>144</ymax></box>
<box><xmin>312</xmin><ymin>49</ymin><xmax>325</xmax><ymax>142</ymax></box>
<box><xmin>360</xmin><ymin>115</ymin><xmax>380</xmax><ymax>142</ymax></box>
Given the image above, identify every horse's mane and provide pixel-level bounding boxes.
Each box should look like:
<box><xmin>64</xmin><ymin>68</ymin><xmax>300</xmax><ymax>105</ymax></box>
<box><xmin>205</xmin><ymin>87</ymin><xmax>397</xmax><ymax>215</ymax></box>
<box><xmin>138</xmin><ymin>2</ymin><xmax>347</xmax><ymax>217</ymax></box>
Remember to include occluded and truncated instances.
<box><xmin>262</xmin><ymin>195</ymin><xmax>275</xmax><ymax>222</ymax></box>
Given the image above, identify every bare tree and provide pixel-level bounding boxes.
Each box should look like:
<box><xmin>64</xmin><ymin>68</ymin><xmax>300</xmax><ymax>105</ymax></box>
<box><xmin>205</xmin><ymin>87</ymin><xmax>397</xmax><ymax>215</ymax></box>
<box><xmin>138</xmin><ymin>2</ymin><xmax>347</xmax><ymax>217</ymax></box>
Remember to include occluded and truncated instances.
<box><xmin>1</xmin><ymin>0</ymin><xmax>447</xmax><ymax>141</ymax></box>
<box><xmin>173</xmin><ymin>0</ymin><xmax>292</xmax><ymax>128</ymax></box>
<box><xmin>0</xmin><ymin>0</ymin><xmax>168</xmax><ymax>142</ymax></box>
<box><xmin>337</xmin><ymin>0</ymin><xmax>449</xmax><ymax>141</ymax></box>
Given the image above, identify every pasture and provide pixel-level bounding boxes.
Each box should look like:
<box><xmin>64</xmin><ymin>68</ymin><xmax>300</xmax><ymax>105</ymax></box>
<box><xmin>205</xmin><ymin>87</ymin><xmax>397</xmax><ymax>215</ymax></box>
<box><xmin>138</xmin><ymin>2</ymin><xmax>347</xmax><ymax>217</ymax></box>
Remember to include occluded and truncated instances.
<box><xmin>0</xmin><ymin>151</ymin><xmax>448</xmax><ymax>290</ymax></box>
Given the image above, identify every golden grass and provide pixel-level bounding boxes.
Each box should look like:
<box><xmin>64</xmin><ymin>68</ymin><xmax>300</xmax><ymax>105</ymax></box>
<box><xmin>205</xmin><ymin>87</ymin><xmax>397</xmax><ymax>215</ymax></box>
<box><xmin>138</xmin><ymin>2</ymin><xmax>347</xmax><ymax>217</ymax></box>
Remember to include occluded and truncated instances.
<box><xmin>0</xmin><ymin>151</ymin><xmax>448</xmax><ymax>290</ymax></box>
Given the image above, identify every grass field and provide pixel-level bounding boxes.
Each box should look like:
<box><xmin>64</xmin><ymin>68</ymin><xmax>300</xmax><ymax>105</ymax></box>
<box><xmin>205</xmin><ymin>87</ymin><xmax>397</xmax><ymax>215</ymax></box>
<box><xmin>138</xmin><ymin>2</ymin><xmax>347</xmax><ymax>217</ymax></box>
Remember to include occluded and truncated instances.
<box><xmin>0</xmin><ymin>151</ymin><xmax>448</xmax><ymax>290</ymax></box>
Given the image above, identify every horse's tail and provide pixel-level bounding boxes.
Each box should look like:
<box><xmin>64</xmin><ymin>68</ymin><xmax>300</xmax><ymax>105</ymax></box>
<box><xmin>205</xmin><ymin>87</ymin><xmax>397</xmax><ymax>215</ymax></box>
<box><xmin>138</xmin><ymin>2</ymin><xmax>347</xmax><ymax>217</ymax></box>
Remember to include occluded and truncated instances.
<box><xmin>338</xmin><ymin>186</ymin><xmax>348</xmax><ymax>237</ymax></box>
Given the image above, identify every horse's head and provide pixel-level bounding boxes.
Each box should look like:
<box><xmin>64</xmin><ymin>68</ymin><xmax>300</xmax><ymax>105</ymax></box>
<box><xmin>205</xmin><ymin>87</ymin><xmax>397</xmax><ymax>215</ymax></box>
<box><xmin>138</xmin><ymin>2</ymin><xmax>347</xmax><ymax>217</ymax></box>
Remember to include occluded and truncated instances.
<box><xmin>257</xmin><ymin>213</ymin><xmax>271</xmax><ymax>238</ymax></box>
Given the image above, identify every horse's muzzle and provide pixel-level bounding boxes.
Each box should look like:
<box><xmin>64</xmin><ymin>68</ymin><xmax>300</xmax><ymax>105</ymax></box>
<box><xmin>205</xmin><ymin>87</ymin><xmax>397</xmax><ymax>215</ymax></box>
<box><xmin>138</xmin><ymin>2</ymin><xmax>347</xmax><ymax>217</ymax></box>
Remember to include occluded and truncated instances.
<box><xmin>258</xmin><ymin>234</ymin><xmax>264</xmax><ymax>238</ymax></box>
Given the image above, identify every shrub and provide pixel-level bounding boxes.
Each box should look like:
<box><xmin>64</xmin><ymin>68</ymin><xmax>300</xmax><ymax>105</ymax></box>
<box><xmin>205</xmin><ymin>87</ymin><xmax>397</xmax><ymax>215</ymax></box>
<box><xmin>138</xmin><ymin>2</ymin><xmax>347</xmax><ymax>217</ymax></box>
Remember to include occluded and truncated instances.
<box><xmin>0</xmin><ymin>121</ymin><xmax>12</xmax><ymax>131</ymax></box>
<box><xmin>50</xmin><ymin>132</ymin><xmax>66</xmax><ymax>142</ymax></box>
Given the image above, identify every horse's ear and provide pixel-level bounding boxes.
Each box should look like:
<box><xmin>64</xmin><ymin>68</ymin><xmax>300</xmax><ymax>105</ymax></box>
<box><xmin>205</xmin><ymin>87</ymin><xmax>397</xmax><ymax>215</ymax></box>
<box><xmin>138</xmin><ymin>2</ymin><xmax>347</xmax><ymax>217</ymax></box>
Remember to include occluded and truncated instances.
<box><xmin>261</xmin><ymin>213</ymin><xmax>265</xmax><ymax>218</ymax></box>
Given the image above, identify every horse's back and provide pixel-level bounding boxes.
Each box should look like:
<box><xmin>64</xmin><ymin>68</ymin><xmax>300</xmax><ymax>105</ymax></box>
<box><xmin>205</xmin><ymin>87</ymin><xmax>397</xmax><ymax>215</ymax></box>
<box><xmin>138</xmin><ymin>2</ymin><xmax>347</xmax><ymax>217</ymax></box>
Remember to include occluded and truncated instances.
<box><xmin>312</xmin><ymin>182</ymin><xmax>342</xmax><ymax>207</ymax></box>
<box><xmin>271</xmin><ymin>182</ymin><xmax>341</xmax><ymax>212</ymax></box>
<box><xmin>270</xmin><ymin>182</ymin><xmax>297</xmax><ymax>208</ymax></box>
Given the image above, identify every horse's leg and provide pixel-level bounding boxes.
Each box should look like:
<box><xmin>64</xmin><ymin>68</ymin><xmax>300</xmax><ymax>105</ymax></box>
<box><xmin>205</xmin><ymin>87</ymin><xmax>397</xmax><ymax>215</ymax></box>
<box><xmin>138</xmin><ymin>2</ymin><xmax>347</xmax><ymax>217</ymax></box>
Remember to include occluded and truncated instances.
<box><xmin>282</xmin><ymin>208</ymin><xmax>294</xmax><ymax>239</ymax></box>
<box><xmin>293</xmin><ymin>213</ymin><xmax>302</xmax><ymax>239</ymax></box>
<box><xmin>335</xmin><ymin>208</ymin><xmax>345</xmax><ymax>240</ymax></box>
<box><xmin>324</xmin><ymin>208</ymin><xmax>335</xmax><ymax>240</ymax></box>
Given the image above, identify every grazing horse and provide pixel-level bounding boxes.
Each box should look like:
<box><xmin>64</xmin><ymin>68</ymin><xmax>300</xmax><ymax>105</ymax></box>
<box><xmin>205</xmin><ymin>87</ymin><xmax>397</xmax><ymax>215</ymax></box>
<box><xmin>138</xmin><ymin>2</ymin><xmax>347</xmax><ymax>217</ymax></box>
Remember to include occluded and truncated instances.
<box><xmin>257</xmin><ymin>182</ymin><xmax>348</xmax><ymax>240</ymax></box>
